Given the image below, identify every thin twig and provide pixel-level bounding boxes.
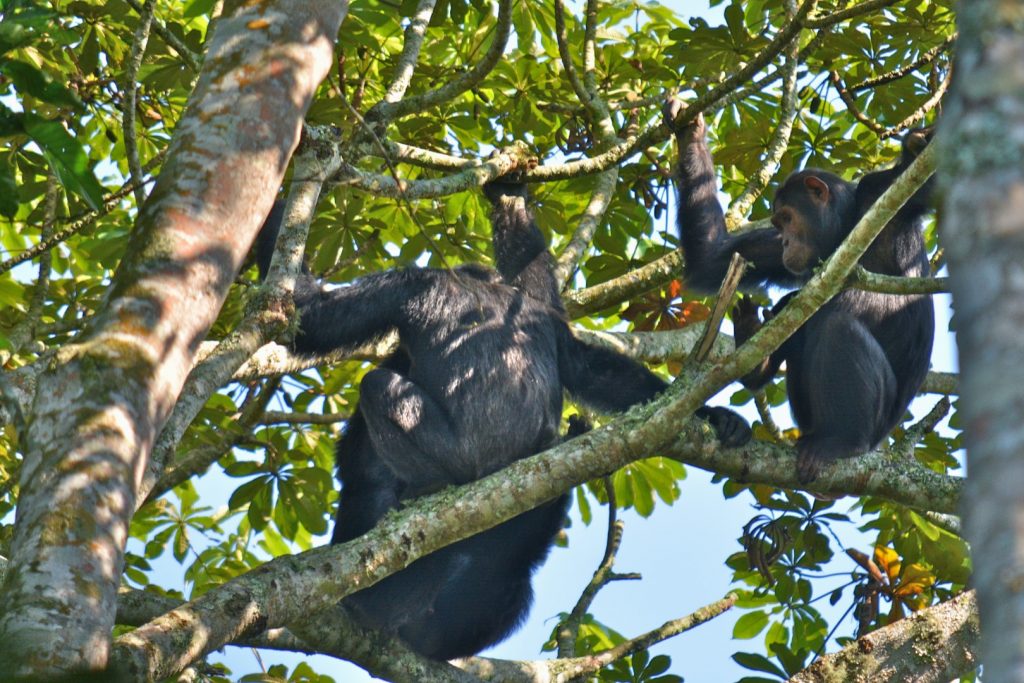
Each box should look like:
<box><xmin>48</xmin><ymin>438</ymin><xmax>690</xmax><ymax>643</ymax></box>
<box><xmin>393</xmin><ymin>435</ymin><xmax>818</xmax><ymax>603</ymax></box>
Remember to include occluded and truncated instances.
<box><xmin>754</xmin><ymin>391</ymin><xmax>787</xmax><ymax>442</ymax></box>
<box><xmin>556</xmin><ymin>479</ymin><xmax>639</xmax><ymax>658</ymax></box>
<box><xmin>369</xmin><ymin>0</ymin><xmax>512</xmax><ymax>121</ymax></box>
<box><xmin>339</xmin><ymin>97</ymin><xmax>456</xmax><ymax>272</ymax></box>
<box><xmin>804</xmin><ymin>0</ymin><xmax>901</xmax><ymax>29</ymax></box>
<box><xmin>124</xmin><ymin>0</ymin><xmax>201</xmax><ymax>72</ymax></box>
<box><xmin>553</xmin><ymin>0</ymin><xmax>589</xmax><ymax>107</ymax></box>
<box><xmin>830</xmin><ymin>70</ymin><xmax>887</xmax><ymax>134</ymax></box>
<box><xmin>555</xmin><ymin>594</ymin><xmax>738</xmax><ymax>678</ymax></box>
<box><xmin>0</xmin><ymin>153</ymin><xmax>163</xmax><ymax>275</ymax></box>
<box><xmin>724</xmin><ymin>9</ymin><xmax>800</xmax><ymax>227</ymax></box>
<box><xmin>674</xmin><ymin>0</ymin><xmax>818</xmax><ymax>126</ymax></box>
<box><xmin>889</xmin><ymin>396</ymin><xmax>951</xmax><ymax>459</ymax></box>
<box><xmin>144</xmin><ymin>378</ymin><xmax>281</xmax><ymax>505</ymax></box>
<box><xmin>850</xmin><ymin>35</ymin><xmax>956</xmax><ymax>92</ymax></box>
<box><xmin>260</xmin><ymin>410</ymin><xmax>348</xmax><ymax>425</ymax></box>
<box><xmin>8</xmin><ymin>174</ymin><xmax>59</xmax><ymax>352</ymax></box>
<box><xmin>878</xmin><ymin>66</ymin><xmax>952</xmax><ymax>139</ymax></box>
<box><xmin>691</xmin><ymin>254</ymin><xmax>746</xmax><ymax>363</ymax></box>
<box><xmin>123</xmin><ymin>0</ymin><xmax>157</xmax><ymax>206</ymax></box>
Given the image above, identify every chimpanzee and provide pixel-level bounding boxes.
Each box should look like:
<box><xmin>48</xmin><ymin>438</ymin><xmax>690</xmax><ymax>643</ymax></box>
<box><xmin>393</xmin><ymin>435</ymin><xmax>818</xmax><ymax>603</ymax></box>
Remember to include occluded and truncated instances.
<box><xmin>663</xmin><ymin>97</ymin><xmax>935</xmax><ymax>483</ymax></box>
<box><xmin>255</xmin><ymin>171</ymin><xmax>751</xmax><ymax>660</ymax></box>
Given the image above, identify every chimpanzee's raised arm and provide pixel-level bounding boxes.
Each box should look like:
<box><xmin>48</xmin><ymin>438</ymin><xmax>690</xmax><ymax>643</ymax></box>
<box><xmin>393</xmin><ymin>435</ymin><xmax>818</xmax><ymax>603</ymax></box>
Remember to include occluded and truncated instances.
<box><xmin>664</xmin><ymin>97</ymin><xmax>799</xmax><ymax>292</ymax></box>
<box><xmin>853</xmin><ymin>126</ymin><xmax>935</xmax><ymax>221</ymax></box>
<box><xmin>483</xmin><ymin>167</ymin><xmax>562</xmax><ymax>310</ymax></box>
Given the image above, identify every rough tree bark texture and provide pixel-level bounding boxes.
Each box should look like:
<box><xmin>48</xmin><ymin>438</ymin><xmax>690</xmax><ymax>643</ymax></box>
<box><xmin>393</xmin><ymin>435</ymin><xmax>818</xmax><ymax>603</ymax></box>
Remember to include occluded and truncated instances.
<box><xmin>939</xmin><ymin>2</ymin><xmax>1024</xmax><ymax>680</ymax></box>
<box><xmin>0</xmin><ymin>0</ymin><xmax>348</xmax><ymax>675</ymax></box>
<box><xmin>789</xmin><ymin>592</ymin><xmax>979</xmax><ymax>683</ymax></box>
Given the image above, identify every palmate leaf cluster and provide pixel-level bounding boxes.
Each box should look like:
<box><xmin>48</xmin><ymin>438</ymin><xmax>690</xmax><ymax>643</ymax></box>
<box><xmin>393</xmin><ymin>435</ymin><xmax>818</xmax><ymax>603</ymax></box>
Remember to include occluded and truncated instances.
<box><xmin>0</xmin><ymin>0</ymin><xmax>965</xmax><ymax>680</ymax></box>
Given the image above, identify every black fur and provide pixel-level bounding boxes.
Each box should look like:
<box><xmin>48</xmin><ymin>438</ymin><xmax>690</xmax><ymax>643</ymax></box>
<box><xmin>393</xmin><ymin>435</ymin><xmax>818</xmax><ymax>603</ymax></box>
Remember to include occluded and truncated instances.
<box><xmin>665</xmin><ymin>99</ymin><xmax>935</xmax><ymax>483</ymax></box>
<box><xmin>255</xmin><ymin>178</ymin><xmax>750</xmax><ymax>659</ymax></box>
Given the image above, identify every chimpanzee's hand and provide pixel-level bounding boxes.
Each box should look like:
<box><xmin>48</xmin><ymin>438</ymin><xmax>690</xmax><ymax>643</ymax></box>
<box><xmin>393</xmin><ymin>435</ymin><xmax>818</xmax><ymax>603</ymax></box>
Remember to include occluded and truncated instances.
<box><xmin>565</xmin><ymin>414</ymin><xmax>593</xmax><ymax>440</ymax></box>
<box><xmin>732</xmin><ymin>297</ymin><xmax>765</xmax><ymax>347</ymax></box>
<box><xmin>903</xmin><ymin>125</ymin><xmax>934</xmax><ymax>158</ymax></box>
<box><xmin>662</xmin><ymin>96</ymin><xmax>705</xmax><ymax>140</ymax></box>
<box><xmin>483</xmin><ymin>143</ymin><xmax>537</xmax><ymax>204</ymax></box>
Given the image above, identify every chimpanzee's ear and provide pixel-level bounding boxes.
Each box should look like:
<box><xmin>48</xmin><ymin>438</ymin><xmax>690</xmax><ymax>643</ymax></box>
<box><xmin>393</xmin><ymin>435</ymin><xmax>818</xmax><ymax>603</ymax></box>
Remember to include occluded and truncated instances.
<box><xmin>803</xmin><ymin>175</ymin><xmax>830</xmax><ymax>205</ymax></box>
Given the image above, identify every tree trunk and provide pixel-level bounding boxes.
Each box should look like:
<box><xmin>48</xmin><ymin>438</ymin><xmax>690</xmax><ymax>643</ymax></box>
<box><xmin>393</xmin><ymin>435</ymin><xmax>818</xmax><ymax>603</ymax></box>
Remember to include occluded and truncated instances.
<box><xmin>0</xmin><ymin>0</ymin><xmax>348</xmax><ymax>675</ymax></box>
<box><xmin>939</xmin><ymin>2</ymin><xmax>1024</xmax><ymax>679</ymax></box>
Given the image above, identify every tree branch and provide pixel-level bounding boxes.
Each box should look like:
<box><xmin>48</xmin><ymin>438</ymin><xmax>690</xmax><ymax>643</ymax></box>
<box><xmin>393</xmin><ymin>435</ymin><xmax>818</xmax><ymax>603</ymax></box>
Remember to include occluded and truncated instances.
<box><xmin>0</xmin><ymin>156</ymin><xmax>161</xmax><ymax>277</ymax></box>
<box><xmin>850</xmin><ymin>35</ymin><xmax>956</xmax><ymax>92</ymax></box>
<box><xmin>110</xmin><ymin>390</ymin><xmax>959</xmax><ymax>680</ymax></box>
<box><xmin>804</xmin><ymin>0</ymin><xmax>901</xmax><ymax>29</ymax></box>
<box><xmin>123</xmin><ymin>0</ymin><xmax>156</xmax><ymax>207</ymax></box>
<box><xmin>723</xmin><ymin>0</ymin><xmax>801</xmax><ymax>227</ymax></box>
<box><xmin>788</xmin><ymin>592</ymin><xmax>979</xmax><ymax>682</ymax></box>
<box><xmin>377</xmin><ymin>0</ymin><xmax>438</xmax><ymax>108</ymax></box>
<box><xmin>143</xmin><ymin>378</ymin><xmax>280</xmax><ymax>506</ymax></box>
<box><xmin>847</xmin><ymin>266</ymin><xmax>949</xmax><ymax>294</ymax></box>
<box><xmin>369</xmin><ymin>0</ymin><xmax>512</xmax><ymax>122</ymax></box>
<box><xmin>124</xmin><ymin>0</ymin><xmax>201</xmax><ymax>72</ymax></box>
<box><xmin>459</xmin><ymin>594</ymin><xmax>738</xmax><ymax>682</ymax></box>
<box><xmin>556</xmin><ymin>480</ymin><xmax>638</xmax><ymax>657</ymax></box>
<box><xmin>0</xmin><ymin>2</ymin><xmax>348</xmax><ymax>674</ymax></box>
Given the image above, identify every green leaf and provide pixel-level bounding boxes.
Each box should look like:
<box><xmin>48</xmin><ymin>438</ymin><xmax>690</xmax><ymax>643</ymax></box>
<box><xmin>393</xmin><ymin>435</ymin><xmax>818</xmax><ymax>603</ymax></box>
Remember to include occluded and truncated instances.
<box><xmin>0</xmin><ymin>102</ymin><xmax>24</xmax><ymax>136</ymax></box>
<box><xmin>224</xmin><ymin>461</ymin><xmax>262</xmax><ymax>477</ymax></box>
<box><xmin>0</xmin><ymin>158</ymin><xmax>17</xmax><ymax>217</ymax></box>
<box><xmin>22</xmin><ymin>113</ymin><xmax>105</xmax><ymax>210</ymax></box>
<box><xmin>0</xmin><ymin>7</ymin><xmax>56</xmax><ymax>55</ymax></box>
<box><xmin>576</xmin><ymin>486</ymin><xmax>592</xmax><ymax>525</ymax></box>
<box><xmin>644</xmin><ymin>654</ymin><xmax>671</xmax><ymax>676</ymax></box>
<box><xmin>1</xmin><ymin>60</ymin><xmax>82</xmax><ymax>109</ymax></box>
<box><xmin>280</xmin><ymin>477</ymin><xmax>327</xmax><ymax>535</ymax></box>
<box><xmin>259</xmin><ymin>524</ymin><xmax>291</xmax><ymax>557</ymax></box>
<box><xmin>173</xmin><ymin>525</ymin><xmax>190</xmax><ymax>561</ymax></box>
<box><xmin>183</xmin><ymin>0</ymin><xmax>217</xmax><ymax>18</ymax></box>
<box><xmin>0</xmin><ymin>276</ymin><xmax>25</xmax><ymax>308</ymax></box>
<box><xmin>733</xmin><ymin>610</ymin><xmax>770</xmax><ymax>639</ymax></box>
<box><xmin>724</xmin><ymin>4</ymin><xmax>748</xmax><ymax>44</ymax></box>
<box><xmin>248</xmin><ymin>480</ymin><xmax>274</xmax><ymax>531</ymax></box>
<box><xmin>732</xmin><ymin>652</ymin><xmax>785</xmax><ymax>678</ymax></box>
<box><xmin>228</xmin><ymin>476</ymin><xmax>270</xmax><ymax>509</ymax></box>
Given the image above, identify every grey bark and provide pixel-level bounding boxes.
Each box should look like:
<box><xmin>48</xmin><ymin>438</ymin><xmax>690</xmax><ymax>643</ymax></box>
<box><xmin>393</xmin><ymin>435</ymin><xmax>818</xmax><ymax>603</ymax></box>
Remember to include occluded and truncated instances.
<box><xmin>939</xmin><ymin>3</ymin><xmax>1024</xmax><ymax>680</ymax></box>
<box><xmin>789</xmin><ymin>592</ymin><xmax>979</xmax><ymax>682</ymax></box>
<box><xmin>0</xmin><ymin>0</ymin><xmax>347</xmax><ymax>676</ymax></box>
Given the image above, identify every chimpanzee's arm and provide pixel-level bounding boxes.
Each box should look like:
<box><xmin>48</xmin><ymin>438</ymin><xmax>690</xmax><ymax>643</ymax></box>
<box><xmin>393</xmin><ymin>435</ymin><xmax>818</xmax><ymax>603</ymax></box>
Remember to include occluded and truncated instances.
<box><xmin>254</xmin><ymin>200</ymin><xmax>427</xmax><ymax>355</ymax></box>
<box><xmin>558</xmin><ymin>333</ymin><xmax>668</xmax><ymax>412</ymax></box>
<box><xmin>557</xmin><ymin>330</ymin><xmax>751</xmax><ymax>447</ymax></box>
<box><xmin>854</xmin><ymin>127</ymin><xmax>934</xmax><ymax>220</ymax></box>
<box><xmin>731</xmin><ymin>296</ymin><xmax>791</xmax><ymax>391</ymax></box>
<box><xmin>664</xmin><ymin>99</ymin><xmax>798</xmax><ymax>293</ymax></box>
<box><xmin>484</xmin><ymin>179</ymin><xmax>562</xmax><ymax>310</ymax></box>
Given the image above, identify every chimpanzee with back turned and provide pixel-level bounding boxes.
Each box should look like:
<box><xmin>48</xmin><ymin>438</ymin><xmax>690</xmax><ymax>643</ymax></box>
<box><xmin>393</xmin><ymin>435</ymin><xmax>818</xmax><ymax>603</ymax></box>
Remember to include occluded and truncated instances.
<box><xmin>662</xmin><ymin>97</ymin><xmax>935</xmax><ymax>483</ymax></box>
<box><xmin>255</xmin><ymin>165</ymin><xmax>751</xmax><ymax>660</ymax></box>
